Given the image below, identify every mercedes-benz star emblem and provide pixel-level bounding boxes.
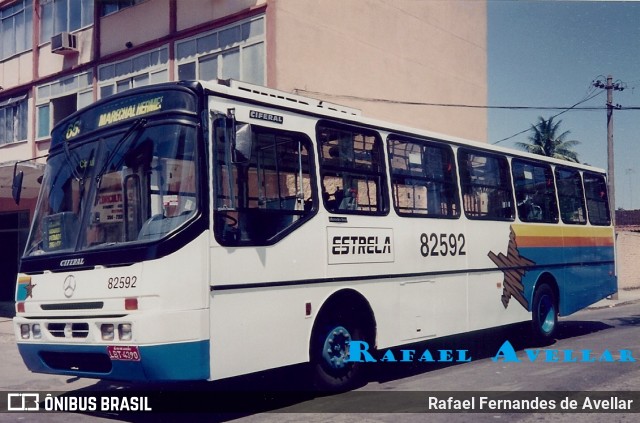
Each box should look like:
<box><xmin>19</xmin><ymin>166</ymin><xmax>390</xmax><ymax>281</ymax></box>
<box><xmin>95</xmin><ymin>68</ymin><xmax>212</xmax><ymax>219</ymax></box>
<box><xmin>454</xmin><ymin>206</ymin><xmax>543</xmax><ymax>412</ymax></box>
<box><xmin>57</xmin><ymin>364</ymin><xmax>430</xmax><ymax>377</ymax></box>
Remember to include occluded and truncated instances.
<box><xmin>63</xmin><ymin>275</ymin><xmax>76</xmax><ymax>298</ymax></box>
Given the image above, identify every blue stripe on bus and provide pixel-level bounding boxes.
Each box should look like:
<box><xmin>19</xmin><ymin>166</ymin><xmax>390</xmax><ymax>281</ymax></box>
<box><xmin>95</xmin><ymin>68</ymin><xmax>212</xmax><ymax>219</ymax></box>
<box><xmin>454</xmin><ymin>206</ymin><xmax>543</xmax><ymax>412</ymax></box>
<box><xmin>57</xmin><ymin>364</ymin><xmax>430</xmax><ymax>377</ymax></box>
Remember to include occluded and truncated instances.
<box><xmin>518</xmin><ymin>246</ymin><xmax>615</xmax><ymax>265</ymax></box>
<box><xmin>518</xmin><ymin>246</ymin><xmax>617</xmax><ymax>315</ymax></box>
<box><xmin>17</xmin><ymin>340</ymin><xmax>210</xmax><ymax>381</ymax></box>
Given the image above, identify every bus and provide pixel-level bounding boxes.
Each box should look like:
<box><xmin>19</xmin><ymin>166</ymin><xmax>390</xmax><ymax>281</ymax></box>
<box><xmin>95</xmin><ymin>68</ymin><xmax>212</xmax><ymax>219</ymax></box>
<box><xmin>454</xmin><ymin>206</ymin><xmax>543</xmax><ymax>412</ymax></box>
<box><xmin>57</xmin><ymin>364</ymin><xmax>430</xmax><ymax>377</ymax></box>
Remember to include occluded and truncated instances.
<box><xmin>13</xmin><ymin>80</ymin><xmax>616</xmax><ymax>390</ymax></box>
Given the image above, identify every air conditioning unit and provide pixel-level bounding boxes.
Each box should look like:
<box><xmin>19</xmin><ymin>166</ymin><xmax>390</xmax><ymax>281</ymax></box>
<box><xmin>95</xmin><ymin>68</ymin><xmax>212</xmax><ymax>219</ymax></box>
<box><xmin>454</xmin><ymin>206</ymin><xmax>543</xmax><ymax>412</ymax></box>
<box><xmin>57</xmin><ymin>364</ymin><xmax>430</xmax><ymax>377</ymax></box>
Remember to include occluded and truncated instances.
<box><xmin>51</xmin><ymin>32</ymin><xmax>78</xmax><ymax>54</ymax></box>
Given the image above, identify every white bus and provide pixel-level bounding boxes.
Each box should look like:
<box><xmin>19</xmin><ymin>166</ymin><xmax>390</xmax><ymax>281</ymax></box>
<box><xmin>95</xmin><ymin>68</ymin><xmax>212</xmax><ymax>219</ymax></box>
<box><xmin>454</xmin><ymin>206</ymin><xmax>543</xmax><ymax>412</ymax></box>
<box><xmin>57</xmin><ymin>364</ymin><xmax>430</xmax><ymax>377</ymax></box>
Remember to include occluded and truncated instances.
<box><xmin>13</xmin><ymin>80</ymin><xmax>616</xmax><ymax>390</ymax></box>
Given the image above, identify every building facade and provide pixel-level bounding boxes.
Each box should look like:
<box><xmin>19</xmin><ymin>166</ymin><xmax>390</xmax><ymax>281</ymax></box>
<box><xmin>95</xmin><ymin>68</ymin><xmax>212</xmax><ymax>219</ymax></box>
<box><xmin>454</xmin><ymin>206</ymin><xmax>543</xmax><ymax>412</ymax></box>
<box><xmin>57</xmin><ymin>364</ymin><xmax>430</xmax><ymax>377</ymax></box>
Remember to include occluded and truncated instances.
<box><xmin>0</xmin><ymin>0</ymin><xmax>487</xmax><ymax>300</ymax></box>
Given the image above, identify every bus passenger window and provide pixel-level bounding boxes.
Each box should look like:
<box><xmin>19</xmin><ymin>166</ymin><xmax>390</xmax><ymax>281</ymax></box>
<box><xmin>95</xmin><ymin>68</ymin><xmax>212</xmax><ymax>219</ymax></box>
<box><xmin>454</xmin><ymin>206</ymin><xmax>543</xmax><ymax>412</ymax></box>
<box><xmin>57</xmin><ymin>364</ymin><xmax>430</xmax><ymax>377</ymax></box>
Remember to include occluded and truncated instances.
<box><xmin>387</xmin><ymin>137</ymin><xmax>459</xmax><ymax>218</ymax></box>
<box><xmin>458</xmin><ymin>149</ymin><xmax>514</xmax><ymax>221</ymax></box>
<box><xmin>317</xmin><ymin>122</ymin><xmax>387</xmax><ymax>215</ymax></box>
<box><xmin>555</xmin><ymin>167</ymin><xmax>587</xmax><ymax>224</ymax></box>
<box><xmin>213</xmin><ymin>122</ymin><xmax>316</xmax><ymax>246</ymax></box>
<box><xmin>512</xmin><ymin>159</ymin><xmax>558</xmax><ymax>223</ymax></box>
<box><xmin>583</xmin><ymin>172</ymin><xmax>611</xmax><ymax>226</ymax></box>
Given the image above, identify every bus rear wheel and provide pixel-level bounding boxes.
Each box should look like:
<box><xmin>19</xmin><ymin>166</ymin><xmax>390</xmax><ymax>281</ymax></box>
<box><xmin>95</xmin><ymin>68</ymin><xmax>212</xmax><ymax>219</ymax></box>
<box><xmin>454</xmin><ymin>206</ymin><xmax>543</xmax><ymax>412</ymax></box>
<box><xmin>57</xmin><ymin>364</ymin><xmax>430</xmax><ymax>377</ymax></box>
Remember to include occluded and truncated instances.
<box><xmin>310</xmin><ymin>310</ymin><xmax>370</xmax><ymax>392</ymax></box>
<box><xmin>531</xmin><ymin>283</ymin><xmax>558</xmax><ymax>341</ymax></box>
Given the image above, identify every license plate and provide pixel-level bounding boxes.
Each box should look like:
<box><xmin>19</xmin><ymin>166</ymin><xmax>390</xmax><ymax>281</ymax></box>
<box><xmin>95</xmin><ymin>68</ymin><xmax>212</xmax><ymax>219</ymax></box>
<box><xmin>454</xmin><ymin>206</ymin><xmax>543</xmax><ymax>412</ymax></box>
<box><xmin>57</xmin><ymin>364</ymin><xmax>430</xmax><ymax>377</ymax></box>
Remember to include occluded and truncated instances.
<box><xmin>107</xmin><ymin>345</ymin><xmax>141</xmax><ymax>361</ymax></box>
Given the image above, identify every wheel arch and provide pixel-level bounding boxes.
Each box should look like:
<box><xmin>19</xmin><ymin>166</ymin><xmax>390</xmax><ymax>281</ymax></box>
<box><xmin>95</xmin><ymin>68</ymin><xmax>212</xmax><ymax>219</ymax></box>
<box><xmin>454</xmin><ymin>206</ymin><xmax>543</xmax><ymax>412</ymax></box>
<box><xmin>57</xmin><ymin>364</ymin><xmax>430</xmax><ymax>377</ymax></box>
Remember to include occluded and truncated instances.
<box><xmin>532</xmin><ymin>272</ymin><xmax>560</xmax><ymax>311</ymax></box>
<box><xmin>309</xmin><ymin>288</ymin><xmax>377</xmax><ymax>358</ymax></box>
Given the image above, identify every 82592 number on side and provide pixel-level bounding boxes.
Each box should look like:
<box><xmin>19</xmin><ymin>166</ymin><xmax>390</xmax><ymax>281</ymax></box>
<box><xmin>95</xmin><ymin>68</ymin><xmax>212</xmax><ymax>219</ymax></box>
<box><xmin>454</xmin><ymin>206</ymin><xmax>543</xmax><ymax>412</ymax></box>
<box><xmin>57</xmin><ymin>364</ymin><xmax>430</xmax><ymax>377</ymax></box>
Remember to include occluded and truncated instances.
<box><xmin>420</xmin><ymin>233</ymin><xmax>466</xmax><ymax>257</ymax></box>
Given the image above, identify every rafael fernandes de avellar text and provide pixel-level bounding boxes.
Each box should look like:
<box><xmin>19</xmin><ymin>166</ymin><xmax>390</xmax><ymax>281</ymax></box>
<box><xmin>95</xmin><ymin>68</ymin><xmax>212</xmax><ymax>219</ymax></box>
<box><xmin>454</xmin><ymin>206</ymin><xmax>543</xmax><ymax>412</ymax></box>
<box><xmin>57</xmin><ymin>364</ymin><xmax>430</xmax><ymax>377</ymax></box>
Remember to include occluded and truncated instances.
<box><xmin>427</xmin><ymin>395</ymin><xmax>634</xmax><ymax>411</ymax></box>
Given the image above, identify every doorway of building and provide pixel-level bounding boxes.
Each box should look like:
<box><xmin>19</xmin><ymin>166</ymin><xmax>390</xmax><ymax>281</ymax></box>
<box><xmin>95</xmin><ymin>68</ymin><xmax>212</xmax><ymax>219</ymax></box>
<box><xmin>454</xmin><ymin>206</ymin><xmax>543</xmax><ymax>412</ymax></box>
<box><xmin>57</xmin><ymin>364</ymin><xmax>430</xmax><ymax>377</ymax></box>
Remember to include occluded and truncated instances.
<box><xmin>0</xmin><ymin>211</ymin><xmax>30</xmax><ymax>302</ymax></box>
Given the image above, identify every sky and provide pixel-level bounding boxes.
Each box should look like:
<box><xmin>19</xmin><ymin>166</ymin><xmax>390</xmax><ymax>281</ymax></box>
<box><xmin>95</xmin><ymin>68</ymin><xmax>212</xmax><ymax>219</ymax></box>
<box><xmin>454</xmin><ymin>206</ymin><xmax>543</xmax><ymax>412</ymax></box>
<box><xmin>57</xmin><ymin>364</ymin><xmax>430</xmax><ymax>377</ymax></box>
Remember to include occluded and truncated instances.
<box><xmin>488</xmin><ymin>0</ymin><xmax>640</xmax><ymax>210</ymax></box>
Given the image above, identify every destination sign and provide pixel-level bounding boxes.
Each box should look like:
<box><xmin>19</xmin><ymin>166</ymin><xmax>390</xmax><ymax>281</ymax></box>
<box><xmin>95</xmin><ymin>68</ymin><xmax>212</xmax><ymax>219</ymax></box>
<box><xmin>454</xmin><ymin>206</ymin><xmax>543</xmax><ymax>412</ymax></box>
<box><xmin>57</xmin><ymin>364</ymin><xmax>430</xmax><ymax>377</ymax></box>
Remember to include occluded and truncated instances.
<box><xmin>98</xmin><ymin>96</ymin><xmax>163</xmax><ymax>127</ymax></box>
<box><xmin>51</xmin><ymin>88</ymin><xmax>196</xmax><ymax>148</ymax></box>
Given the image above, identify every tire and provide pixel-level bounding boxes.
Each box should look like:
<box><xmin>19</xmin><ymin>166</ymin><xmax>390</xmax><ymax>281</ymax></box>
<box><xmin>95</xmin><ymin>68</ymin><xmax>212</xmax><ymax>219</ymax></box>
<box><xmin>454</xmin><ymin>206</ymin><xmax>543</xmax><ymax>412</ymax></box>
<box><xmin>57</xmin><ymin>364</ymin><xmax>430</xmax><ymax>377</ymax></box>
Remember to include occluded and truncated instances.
<box><xmin>310</xmin><ymin>309</ymin><xmax>371</xmax><ymax>392</ymax></box>
<box><xmin>531</xmin><ymin>283</ymin><xmax>558</xmax><ymax>341</ymax></box>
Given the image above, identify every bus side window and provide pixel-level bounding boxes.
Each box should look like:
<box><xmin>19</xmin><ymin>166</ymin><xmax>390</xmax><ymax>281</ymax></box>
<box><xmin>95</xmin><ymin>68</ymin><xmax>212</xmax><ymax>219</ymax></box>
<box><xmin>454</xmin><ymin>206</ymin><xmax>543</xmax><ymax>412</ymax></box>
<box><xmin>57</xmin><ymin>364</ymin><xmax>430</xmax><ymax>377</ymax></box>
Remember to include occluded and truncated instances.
<box><xmin>512</xmin><ymin>159</ymin><xmax>558</xmax><ymax>223</ymax></box>
<box><xmin>457</xmin><ymin>149</ymin><xmax>515</xmax><ymax>221</ymax></box>
<box><xmin>387</xmin><ymin>136</ymin><xmax>460</xmax><ymax>218</ymax></box>
<box><xmin>317</xmin><ymin>122</ymin><xmax>388</xmax><ymax>215</ymax></box>
<box><xmin>555</xmin><ymin>167</ymin><xmax>587</xmax><ymax>224</ymax></box>
<box><xmin>583</xmin><ymin>172</ymin><xmax>611</xmax><ymax>226</ymax></box>
<box><xmin>213</xmin><ymin>124</ymin><xmax>316</xmax><ymax>245</ymax></box>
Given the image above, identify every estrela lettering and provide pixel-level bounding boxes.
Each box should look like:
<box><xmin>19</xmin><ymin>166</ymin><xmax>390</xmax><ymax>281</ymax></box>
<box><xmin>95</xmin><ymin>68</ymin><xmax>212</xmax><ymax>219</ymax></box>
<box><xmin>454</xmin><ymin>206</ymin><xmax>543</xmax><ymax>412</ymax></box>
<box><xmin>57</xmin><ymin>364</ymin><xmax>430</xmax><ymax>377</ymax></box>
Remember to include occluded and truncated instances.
<box><xmin>332</xmin><ymin>236</ymin><xmax>392</xmax><ymax>255</ymax></box>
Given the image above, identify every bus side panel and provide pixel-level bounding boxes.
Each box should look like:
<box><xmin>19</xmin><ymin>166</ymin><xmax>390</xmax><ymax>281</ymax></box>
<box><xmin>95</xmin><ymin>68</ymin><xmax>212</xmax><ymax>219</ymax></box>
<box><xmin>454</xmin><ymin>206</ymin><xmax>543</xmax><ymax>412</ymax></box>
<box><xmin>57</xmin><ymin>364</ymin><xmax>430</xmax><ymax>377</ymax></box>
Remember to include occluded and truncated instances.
<box><xmin>208</xmin><ymin>286</ymin><xmax>317</xmax><ymax>380</ymax></box>
<box><xmin>559</xmin><ymin>226</ymin><xmax>617</xmax><ymax>315</ymax></box>
<box><xmin>371</xmin><ymin>216</ymin><xmax>470</xmax><ymax>348</ymax></box>
<box><xmin>511</xmin><ymin>225</ymin><xmax>617</xmax><ymax>316</ymax></box>
<box><xmin>466</xmin><ymin>222</ymin><xmax>531</xmax><ymax>332</ymax></box>
<box><xmin>207</xmin><ymin>208</ymin><xmax>328</xmax><ymax>380</ymax></box>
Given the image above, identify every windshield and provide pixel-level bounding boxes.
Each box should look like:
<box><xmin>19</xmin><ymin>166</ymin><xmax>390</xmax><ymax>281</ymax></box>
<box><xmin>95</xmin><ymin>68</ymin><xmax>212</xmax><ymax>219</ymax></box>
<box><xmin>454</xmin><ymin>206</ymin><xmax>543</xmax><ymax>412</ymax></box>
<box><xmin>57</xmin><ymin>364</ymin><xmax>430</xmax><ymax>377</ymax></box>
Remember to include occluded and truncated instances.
<box><xmin>26</xmin><ymin>121</ymin><xmax>198</xmax><ymax>256</ymax></box>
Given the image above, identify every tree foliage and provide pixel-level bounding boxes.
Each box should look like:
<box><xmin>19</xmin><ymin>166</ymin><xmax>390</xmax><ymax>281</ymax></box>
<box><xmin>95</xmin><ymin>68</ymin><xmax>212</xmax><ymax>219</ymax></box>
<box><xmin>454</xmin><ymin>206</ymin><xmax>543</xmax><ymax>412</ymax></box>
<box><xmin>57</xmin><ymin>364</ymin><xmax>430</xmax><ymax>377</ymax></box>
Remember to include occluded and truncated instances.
<box><xmin>515</xmin><ymin>116</ymin><xmax>580</xmax><ymax>163</ymax></box>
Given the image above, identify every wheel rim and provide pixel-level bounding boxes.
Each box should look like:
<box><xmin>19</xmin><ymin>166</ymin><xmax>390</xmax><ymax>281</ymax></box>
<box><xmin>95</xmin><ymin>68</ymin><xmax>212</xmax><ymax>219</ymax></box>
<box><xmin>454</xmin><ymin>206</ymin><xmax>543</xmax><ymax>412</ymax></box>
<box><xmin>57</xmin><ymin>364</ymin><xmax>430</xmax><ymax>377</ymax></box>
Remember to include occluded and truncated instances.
<box><xmin>537</xmin><ymin>293</ymin><xmax>556</xmax><ymax>335</ymax></box>
<box><xmin>321</xmin><ymin>325</ymin><xmax>352</xmax><ymax>370</ymax></box>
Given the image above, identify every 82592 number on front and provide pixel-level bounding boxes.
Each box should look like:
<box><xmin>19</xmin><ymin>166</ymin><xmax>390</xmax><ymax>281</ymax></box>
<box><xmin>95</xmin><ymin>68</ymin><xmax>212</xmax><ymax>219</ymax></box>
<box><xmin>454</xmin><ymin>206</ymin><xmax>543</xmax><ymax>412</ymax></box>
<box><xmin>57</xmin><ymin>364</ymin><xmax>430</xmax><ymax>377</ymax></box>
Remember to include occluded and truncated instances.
<box><xmin>107</xmin><ymin>276</ymin><xmax>137</xmax><ymax>289</ymax></box>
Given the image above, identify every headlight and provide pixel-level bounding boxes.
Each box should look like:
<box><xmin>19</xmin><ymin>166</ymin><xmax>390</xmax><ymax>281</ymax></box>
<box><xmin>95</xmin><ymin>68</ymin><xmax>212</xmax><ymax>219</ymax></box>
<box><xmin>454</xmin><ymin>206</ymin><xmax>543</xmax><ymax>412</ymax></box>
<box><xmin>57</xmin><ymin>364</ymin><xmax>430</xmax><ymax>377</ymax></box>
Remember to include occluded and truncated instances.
<box><xmin>32</xmin><ymin>324</ymin><xmax>42</xmax><ymax>339</ymax></box>
<box><xmin>101</xmin><ymin>324</ymin><xmax>115</xmax><ymax>341</ymax></box>
<box><xmin>118</xmin><ymin>324</ymin><xmax>132</xmax><ymax>341</ymax></box>
<box><xmin>20</xmin><ymin>324</ymin><xmax>30</xmax><ymax>339</ymax></box>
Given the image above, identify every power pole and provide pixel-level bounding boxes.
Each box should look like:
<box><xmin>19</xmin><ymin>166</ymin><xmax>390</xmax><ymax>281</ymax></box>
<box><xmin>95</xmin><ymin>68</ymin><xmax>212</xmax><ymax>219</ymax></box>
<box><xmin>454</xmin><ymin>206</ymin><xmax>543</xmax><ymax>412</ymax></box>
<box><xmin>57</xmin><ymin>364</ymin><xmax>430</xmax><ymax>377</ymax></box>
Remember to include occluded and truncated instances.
<box><xmin>593</xmin><ymin>75</ymin><xmax>624</xmax><ymax>300</ymax></box>
<box><xmin>593</xmin><ymin>75</ymin><xmax>624</xmax><ymax>224</ymax></box>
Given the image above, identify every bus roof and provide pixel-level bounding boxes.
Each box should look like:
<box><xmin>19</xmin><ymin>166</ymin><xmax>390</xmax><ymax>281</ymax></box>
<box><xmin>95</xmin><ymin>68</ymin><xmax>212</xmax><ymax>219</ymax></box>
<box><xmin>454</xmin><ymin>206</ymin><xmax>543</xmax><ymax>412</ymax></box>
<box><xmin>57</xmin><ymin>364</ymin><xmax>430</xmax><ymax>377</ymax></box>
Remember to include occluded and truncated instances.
<box><xmin>202</xmin><ymin>78</ymin><xmax>606</xmax><ymax>175</ymax></box>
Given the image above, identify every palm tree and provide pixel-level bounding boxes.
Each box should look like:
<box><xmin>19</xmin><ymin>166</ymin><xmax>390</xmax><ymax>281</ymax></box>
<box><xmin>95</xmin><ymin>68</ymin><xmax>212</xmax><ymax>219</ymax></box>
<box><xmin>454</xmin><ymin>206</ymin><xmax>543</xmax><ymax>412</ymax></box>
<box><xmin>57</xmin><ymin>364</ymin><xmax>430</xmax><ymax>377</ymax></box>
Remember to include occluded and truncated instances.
<box><xmin>515</xmin><ymin>116</ymin><xmax>581</xmax><ymax>163</ymax></box>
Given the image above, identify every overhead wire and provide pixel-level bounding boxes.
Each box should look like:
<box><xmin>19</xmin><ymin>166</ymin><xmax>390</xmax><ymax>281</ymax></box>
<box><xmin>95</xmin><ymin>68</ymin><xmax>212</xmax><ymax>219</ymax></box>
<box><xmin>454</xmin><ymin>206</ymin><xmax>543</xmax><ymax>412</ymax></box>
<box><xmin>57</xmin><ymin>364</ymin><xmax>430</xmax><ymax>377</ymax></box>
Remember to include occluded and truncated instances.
<box><xmin>294</xmin><ymin>77</ymin><xmax>640</xmax><ymax>147</ymax></box>
<box><xmin>491</xmin><ymin>89</ymin><xmax>604</xmax><ymax>145</ymax></box>
<box><xmin>292</xmin><ymin>88</ymin><xmax>610</xmax><ymax>111</ymax></box>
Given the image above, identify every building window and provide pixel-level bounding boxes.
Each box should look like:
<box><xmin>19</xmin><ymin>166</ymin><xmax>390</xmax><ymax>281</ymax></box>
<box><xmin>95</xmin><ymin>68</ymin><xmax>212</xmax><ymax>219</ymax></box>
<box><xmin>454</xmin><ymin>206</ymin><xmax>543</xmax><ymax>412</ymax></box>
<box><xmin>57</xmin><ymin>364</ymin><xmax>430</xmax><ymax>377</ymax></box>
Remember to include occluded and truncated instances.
<box><xmin>387</xmin><ymin>136</ymin><xmax>459</xmax><ymax>218</ymax></box>
<box><xmin>555</xmin><ymin>167</ymin><xmax>587</xmax><ymax>225</ymax></box>
<box><xmin>0</xmin><ymin>95</ymin><xmax>28</xmax><ymax>146</ymax></box>
<box><xmin>40</xmin><ymin>0</ymin><xmax>93</xmax><ymax>44</ymax></box>
<box><xmin>458</xmin><ymin>149</ymin><xmax>514</xmax><ymax>221</ymax></box>
<box><xmin>175</xmin><ymin>16</ymin><xmax>265</xmax><ymax>85</ymax></box>
<box><xmin>318</xmin><ymin>122</ymin><xmax>387</xmax><ymax>215</ymax></box>
<box><xmin>100</xmin><ymin>0</ymin><xmax>147</xmax><ymax>17</ymax></box>
<box><xmin>0</xmin><ymin>0</ymin><xmax>32</xmax><ymax>60</ymax></box>
<box><xmin>512</xmin><ymin>159</ymin><xmax>558</xmax><ymax>223</ymax></box>
<box><xmin>36</xmin><ymin>71</ymin><xmax>93</xmax><ymax>139</ymax></box>
<box><xmin>98</xmin><ymin>47</ymin><xmax>168</xmax><ymax>99</ymax></box>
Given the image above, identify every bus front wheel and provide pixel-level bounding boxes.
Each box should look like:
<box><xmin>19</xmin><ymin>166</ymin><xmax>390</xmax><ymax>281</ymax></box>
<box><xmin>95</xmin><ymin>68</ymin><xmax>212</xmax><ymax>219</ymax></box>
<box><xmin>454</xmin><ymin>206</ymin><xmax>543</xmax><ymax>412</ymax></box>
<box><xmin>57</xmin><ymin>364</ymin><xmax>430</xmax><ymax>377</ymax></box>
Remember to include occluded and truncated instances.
<box><xmin>310</xmin><ymin>310</ymin><xmax>370</xmax><ymax>391</ymax></box>
<box><xmin>531</xmin><ymin>283</ymin><xmax>558</xmax><ymax>341</ymax></box>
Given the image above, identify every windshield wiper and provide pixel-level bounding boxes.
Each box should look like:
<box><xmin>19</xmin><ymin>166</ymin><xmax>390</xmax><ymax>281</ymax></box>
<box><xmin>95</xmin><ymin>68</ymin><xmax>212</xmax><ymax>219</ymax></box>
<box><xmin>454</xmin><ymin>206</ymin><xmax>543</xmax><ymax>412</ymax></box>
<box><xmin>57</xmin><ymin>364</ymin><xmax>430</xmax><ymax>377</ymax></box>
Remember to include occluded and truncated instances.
<box><xmin>95</xmin><ymin>118</ymin><xmax>148</xmax><ymax>182</ymax></box>
<box><xmin>62</xmin><ymin>132</ymin><xmax>85</xmax><ymax>182</ymax></box>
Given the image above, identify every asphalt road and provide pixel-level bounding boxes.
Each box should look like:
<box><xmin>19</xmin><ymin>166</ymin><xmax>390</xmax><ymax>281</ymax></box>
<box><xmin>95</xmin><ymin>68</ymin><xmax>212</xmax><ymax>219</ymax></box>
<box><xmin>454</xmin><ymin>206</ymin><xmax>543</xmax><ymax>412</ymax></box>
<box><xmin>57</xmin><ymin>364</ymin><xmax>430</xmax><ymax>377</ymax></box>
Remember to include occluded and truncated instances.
<box><xmin>1</xmin><ymin>301</ymin><xmax>639</xmax><ymax>422</ymax></box>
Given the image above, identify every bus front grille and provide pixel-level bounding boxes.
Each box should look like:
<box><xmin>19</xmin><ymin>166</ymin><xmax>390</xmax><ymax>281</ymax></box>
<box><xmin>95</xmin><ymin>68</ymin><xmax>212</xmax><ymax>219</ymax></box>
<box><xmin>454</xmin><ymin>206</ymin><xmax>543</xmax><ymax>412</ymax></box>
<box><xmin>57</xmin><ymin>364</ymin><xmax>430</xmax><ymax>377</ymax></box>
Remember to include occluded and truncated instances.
<box><xmin>47</xmin><ymin>323</ymin><xmax>90</xmax><ymax>338</ymax></box>
<box><xmin>41</xmin><ymin>302</ymin><xmax>104</xmax><ymax>311</ymax></box>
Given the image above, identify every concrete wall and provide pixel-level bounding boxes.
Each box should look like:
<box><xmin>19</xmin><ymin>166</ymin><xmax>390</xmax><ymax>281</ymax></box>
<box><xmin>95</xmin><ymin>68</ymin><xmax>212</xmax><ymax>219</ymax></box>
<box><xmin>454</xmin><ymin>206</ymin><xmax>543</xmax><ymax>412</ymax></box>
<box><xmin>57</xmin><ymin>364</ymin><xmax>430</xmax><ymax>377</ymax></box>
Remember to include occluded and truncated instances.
<box><xmin>270</xmin><ymin>0</ymin><xmax>487</xmax><ymax>141</ymax></box>
<box><xmin>178</xmin><ymin>0</ymin><xmax>267</xmax><ymax>31</ymax></box>
<box><xmin>616</xmin><ymin>230</ymin><xmax>640</xmax><ymax>290</ymax></box>
<box><xmin>101</xmin><ymin>1</ymin><xmax>171</xmax><ymax>56</ymax></box>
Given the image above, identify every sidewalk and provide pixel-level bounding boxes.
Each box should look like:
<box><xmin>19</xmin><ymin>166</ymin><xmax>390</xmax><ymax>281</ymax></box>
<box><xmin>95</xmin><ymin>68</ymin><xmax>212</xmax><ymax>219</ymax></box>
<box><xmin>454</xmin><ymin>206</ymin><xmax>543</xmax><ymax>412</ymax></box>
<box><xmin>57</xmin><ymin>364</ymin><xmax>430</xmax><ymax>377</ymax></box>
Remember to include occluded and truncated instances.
<box><xmin>0</xmin><ymin>303</ymin><xmax>13</xmax><ymax>336</ymax></box>
<box><xmin>588</xmin><ymin>286</ymin><xmax>640</xmax><ymax>309</ymax></box>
